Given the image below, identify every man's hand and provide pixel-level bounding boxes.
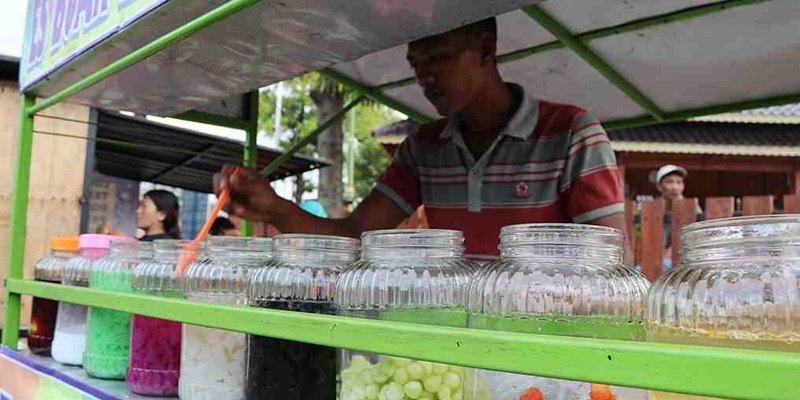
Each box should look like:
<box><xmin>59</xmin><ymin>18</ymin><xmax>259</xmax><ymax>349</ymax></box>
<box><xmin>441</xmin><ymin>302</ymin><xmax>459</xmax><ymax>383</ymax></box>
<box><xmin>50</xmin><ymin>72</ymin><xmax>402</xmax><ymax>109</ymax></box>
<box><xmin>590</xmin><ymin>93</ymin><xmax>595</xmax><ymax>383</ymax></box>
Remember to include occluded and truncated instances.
<box><xmin>212</xmin><ymin>164</ymin><xmax>407</xmax><ymax>237</ymax></box>
<box><xmin>213</xmin><ymin>164</ymin><xmax>279</xmax><ymax>222</ymax></box>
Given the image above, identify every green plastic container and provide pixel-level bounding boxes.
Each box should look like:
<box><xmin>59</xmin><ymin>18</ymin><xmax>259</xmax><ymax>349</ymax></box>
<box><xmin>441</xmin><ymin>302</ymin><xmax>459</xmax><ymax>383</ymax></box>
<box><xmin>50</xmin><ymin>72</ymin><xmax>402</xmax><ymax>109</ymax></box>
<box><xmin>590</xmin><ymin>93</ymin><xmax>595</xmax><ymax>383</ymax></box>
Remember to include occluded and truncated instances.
<box><xmin>84</xmin><ymin>241</ymin><xmax>152</xmax><ymax>380</ymax></box>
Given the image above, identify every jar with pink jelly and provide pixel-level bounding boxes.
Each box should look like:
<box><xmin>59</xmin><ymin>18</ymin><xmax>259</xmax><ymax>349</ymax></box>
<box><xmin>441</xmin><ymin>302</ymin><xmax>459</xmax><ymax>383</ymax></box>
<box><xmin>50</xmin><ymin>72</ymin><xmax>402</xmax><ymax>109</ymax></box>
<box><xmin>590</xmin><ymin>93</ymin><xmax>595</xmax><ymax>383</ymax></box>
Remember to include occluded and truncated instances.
<box><xmin>127</xmin><ymin>240</ymin><xmax>203</xmax><ymax>396</ymax></box>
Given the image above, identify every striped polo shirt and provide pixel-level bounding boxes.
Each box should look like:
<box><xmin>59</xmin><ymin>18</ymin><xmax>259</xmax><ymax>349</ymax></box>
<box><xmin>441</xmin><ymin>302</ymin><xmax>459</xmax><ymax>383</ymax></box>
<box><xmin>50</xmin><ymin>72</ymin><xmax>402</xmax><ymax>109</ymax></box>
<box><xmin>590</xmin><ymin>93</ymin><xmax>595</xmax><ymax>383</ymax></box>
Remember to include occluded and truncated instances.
<box><xmin>375</xmin><ymin>84</ymin><xmax>624</xmax><ymax>261</ymax></box>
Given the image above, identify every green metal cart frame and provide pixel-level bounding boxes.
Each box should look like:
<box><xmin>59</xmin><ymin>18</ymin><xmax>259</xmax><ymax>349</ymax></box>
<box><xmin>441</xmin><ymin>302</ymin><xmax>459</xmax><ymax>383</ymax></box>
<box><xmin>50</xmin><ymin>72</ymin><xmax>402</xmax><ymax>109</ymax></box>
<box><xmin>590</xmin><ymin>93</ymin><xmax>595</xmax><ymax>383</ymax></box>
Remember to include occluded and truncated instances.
<box><xmin>4</xmin><ymin>1</ymin><xmax>800</xmax><ymax>399</ymax></box>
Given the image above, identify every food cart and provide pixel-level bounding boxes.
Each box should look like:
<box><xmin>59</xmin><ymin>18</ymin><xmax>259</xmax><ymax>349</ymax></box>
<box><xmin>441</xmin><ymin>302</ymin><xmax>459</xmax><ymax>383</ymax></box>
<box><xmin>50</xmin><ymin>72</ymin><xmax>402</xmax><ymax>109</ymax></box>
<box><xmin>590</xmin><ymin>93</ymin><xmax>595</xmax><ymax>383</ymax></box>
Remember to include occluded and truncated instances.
<box><xmin>3</xmin><ymin>0</ymin><xmax>800</xmax><ymax>399</ymax></box>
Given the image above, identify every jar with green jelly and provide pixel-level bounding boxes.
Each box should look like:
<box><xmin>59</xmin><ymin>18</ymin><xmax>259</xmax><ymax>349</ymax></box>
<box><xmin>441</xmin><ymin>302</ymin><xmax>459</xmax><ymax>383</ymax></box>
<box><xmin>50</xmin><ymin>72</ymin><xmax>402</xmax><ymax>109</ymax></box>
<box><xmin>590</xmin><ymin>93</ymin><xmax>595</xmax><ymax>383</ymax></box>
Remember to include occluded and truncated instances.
<box><xmin>84</xmin><ymin>240</ymin><xmax>152</xmax><ymax>379</ymax></box>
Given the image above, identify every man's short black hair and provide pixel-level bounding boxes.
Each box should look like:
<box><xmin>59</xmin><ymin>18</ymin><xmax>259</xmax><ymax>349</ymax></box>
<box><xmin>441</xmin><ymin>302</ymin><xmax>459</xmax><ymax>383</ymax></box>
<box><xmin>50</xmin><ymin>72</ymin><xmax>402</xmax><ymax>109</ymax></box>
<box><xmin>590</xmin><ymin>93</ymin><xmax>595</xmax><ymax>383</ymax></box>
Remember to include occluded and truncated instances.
<box><xmin>462</xmin><ymin>17</ymin><xmax>497</xmax><ymax>40</ymax></box>
<box><xmin>210</xmin><ymin>216</ymin><xmax>237</xmax><ymax>236</ymax></box>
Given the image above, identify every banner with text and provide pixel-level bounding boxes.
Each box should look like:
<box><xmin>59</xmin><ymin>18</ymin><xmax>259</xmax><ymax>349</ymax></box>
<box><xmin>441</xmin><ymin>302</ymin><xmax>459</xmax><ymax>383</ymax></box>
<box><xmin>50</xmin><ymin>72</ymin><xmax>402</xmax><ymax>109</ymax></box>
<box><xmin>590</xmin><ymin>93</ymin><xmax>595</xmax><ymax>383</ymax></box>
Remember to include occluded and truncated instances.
<box><xmin>20</xmin><ymin>0</ymin><xmax>168</xmax><ymax>90</ymax></box>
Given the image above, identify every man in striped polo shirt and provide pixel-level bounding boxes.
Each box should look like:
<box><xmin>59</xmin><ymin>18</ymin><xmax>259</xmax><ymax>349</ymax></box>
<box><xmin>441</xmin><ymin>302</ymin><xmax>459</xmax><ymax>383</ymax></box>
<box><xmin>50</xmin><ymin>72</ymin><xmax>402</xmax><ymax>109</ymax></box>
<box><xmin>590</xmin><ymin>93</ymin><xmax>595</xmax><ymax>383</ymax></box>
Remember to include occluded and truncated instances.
<box><xmin>215</xmin><ymin>17</ymin><xmax>630</xmax><ymax>263</ymax></box>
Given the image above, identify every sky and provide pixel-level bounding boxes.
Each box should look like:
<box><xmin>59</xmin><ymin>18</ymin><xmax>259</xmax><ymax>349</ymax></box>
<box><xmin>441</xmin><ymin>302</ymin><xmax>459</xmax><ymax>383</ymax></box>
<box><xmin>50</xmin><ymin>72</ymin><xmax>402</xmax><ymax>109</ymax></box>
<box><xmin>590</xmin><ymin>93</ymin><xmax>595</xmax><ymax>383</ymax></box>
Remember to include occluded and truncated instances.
<box><xmin>0</xmin><ymin>1</ymin><xmax>27</xmax><ymax>59</ymax></box>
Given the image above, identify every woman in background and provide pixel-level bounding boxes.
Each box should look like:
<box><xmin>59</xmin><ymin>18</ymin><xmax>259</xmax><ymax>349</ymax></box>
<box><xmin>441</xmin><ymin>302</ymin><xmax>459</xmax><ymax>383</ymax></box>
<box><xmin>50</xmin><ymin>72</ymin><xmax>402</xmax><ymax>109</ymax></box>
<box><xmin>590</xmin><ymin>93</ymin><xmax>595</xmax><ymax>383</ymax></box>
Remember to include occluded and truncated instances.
<box><xmin>136</xmin><ymin>190</ymin><xmax>181</xmax><ymax>241</ymax></box>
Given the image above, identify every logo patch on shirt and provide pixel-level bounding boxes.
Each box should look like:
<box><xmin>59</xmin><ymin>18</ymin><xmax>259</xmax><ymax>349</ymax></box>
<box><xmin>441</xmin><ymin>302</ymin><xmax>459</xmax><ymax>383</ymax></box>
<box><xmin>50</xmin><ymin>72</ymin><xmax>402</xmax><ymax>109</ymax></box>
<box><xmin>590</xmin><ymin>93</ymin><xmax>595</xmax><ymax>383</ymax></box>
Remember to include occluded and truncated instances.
<box><xmin>515</xmin><ymin>182</ymin><xmax>530</xmax><ymax>198</ymax></box>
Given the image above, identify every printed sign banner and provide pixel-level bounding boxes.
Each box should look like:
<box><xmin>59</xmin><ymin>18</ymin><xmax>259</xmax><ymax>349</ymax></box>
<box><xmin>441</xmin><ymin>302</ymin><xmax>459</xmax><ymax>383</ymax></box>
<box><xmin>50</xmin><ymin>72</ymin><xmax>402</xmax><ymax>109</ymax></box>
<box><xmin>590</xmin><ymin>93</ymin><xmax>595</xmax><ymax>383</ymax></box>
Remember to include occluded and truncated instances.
<box><xmin>20</xmin><ymin>0</ymin><xmax>168</xmax><ymax>90</ymax></box>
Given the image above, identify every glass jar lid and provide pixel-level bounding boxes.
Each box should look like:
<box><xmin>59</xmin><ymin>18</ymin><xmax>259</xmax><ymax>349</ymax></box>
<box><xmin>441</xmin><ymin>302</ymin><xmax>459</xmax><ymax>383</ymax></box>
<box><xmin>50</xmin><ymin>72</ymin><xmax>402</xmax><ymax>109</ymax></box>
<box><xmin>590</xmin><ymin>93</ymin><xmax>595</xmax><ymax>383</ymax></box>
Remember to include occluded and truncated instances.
<box><xmin>248</xmin><ymin>234</ymin><xmax>359</xmax><ymax>303</ymax></box>
<box><xmin>500</xmin><ymin>223</ymin><xmax>623</xmax><ymax>248</ymax></box>
<box><xmin>335</xmin><ymin>229</ymin><xmax>477</xmax><ymax>316</ymax></box>
<box><xmin>274</xmin><ymin>234</ymin><xmax>359</xmax><ymax>253</ymax></box>
<box><xmin>132</xmin><ymin>240</ymin><xmax>204</xmax><ymax>293</ymax></box>
<box><xmin>183</xmin><ymin>236</ymin><xmax>273</xmax><ymax>297</ymax></box>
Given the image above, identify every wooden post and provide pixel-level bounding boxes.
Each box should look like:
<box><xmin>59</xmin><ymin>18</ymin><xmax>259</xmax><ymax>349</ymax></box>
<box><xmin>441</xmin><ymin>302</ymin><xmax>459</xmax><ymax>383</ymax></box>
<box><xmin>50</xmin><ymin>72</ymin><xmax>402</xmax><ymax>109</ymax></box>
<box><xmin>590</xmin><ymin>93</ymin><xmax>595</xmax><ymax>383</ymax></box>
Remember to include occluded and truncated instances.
<box><xmin>640</xmin><ymin>199</ymin><xmax>665</xmax><ymax>282</ymax></box>
<box><xmin>671</xmin><ymin>198</ymin><xmax>699</xmax><ymax>267</ymax></box>
<box><xmin>624</xmin><ymin>200</ymin><xmax>636</xmax><ymax>258</ymax></box>
<box><xmin>789</xmin><ymin>170</ymin><xmax>800</xmax><ymax>195</ymax></box>
<box><xmin>742</xmin><ymin>195</ymin><xmax>774</xmax><ymax>216</ymax></box>
<box><xmin>705</xmin><ymin>197</ymin><xmax>735</xmax><ymax>220</ymax></box>
<box><xmin>783</xmin><ymin>195</ymin><xmax>800</xmax><ymax>214</ymax></box>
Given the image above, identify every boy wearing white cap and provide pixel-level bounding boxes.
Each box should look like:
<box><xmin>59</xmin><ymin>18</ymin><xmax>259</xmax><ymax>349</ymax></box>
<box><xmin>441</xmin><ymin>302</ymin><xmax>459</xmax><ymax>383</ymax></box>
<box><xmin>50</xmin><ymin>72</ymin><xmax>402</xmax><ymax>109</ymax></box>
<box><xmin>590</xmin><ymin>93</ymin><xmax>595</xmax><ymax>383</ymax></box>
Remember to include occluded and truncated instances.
<box><xmin>656</xmin><ymin>164</ymin><xmax>700</xmax><ymax>270</ymax></box>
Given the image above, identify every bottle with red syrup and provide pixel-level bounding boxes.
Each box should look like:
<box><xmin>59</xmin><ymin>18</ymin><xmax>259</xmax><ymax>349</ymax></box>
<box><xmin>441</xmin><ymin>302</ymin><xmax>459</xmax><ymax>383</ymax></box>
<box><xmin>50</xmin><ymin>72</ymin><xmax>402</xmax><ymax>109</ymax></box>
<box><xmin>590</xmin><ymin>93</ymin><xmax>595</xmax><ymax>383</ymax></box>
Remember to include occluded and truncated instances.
<box><xmin>127</xmin><ymin>239</ymin><xmax>203</xmax><ymax>396</ymax></box>
<box><xmin>29</xmin><ymin>236</ymin><xmax>79</xmax><ymax>355</ymax></box>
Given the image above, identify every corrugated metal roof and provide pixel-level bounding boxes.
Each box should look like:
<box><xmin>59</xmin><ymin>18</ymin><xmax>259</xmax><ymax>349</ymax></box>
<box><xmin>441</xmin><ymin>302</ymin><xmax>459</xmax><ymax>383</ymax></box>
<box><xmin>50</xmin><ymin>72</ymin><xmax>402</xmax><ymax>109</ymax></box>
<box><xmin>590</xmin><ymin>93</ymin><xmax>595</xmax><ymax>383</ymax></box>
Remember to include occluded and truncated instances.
<box><xmin>609</xmin><ymin>120</ymin><xmax>800</xmax><ymax>156</ymax></box>
<box><xmin>96</xmin><ymin>111</ymin><xmax>327</xmax><ymax>193</ymax></box>
<box><xmin>691</xmin><ymin>104</ymin><xmax>800</xmax><ymax>124</ymax></box>
<box><xmin>611</xmin><ymin>142</ymin><xmax>800</xmax><ymax>157</ymax></box>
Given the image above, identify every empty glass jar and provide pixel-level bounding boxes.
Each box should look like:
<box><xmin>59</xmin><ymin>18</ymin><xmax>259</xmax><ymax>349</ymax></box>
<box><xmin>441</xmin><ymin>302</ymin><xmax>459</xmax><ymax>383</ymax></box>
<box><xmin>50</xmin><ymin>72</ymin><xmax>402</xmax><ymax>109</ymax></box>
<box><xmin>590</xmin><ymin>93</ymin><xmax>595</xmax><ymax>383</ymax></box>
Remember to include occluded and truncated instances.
<box><xmin>647</xmin><ymin>215</ymin><xmax>800</xmax><ymax>400</ymax></box>
<box><xmin>246</xmin><ymin>234</ymin><xmax>359</xmax><ymax>399</ymax></box>
<box><xmin>51</xmin><ymin>234</ymin><xmax>125</xmax><ymax>365</ymax></box>
<box><xmin>85</xmin><ymin>240</ymin><xmax>150</xmax><ymax>379</ymax></box>
<box><xmin>467</xmin><ymin>224</ymin><xmax>648</xmax><ymax>400</ymax></box>
<box><xmin>336</xmin><ymin>230</ymin><xmax>479</xmax><ymax>400</ymax></box>
<box><xmin>129</xmin><ymin>239</ymin><xmax>202</xmax><ymax>396</ymax></box>
<box><xmin>179</xmin><ymin>236</ymin><xmax>272</xmax><ymax>400</ymax></box>
<box><xmin>29</xmin><ymin>236</ymin><xmax>79</xmax><ymax>356</ymax></box>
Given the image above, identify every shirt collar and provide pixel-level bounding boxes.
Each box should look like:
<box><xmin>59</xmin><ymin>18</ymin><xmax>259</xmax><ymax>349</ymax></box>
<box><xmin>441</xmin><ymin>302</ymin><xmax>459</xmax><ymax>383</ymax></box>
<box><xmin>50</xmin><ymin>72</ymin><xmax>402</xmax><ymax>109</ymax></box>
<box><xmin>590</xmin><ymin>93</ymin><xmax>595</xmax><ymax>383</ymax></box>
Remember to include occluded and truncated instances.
<box><xmin>439</xmin><ymin>83</ymin><xmax>539</xmax><ymax>140</ymax></box>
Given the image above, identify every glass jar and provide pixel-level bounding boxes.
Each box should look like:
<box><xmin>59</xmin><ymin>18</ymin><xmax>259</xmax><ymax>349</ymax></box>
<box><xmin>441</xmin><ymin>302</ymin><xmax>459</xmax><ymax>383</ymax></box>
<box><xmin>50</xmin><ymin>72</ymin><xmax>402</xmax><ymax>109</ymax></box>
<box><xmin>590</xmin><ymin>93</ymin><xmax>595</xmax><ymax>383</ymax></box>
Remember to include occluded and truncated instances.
<box><xmin>179</xmin><ymin>236</ymin><xmax>273</xmax><ymax>400</ymax></box>
<box><xmin>29</xmin><ymin>236</ymin><xmax>79</xmax><ymax>356</ymax></box>
<box><xmin>246</xmin><ymin>234</ymin><xmax>359</xmax><ymax>399</ymax></box>
<box><xmin>647</xmin><ymin>215</ymin><xmax>800</xmax><ymax>400</ymax></box>
<box><xmin>128</xmin><ymin>239</ymin><xmax>202</xmax><ymax>396</ymax></box>
<box><xmin>84</xmin><ymin>240</ymin><xmax>150</xmax><ymax>379</ymax></box>
<box><xmin>336</xmin><ymin>230</ymin><xmax>479</xmax><ymax>400</ymax></box>
<box><xmin>467</xmin><ymin>224</ymin><xmax>648</xmax><ymax>400</ymax></box>
<box><xmin>51</xmin><ymin>234</ymin><xmax>125</xmax><ymax>365</ymax></box>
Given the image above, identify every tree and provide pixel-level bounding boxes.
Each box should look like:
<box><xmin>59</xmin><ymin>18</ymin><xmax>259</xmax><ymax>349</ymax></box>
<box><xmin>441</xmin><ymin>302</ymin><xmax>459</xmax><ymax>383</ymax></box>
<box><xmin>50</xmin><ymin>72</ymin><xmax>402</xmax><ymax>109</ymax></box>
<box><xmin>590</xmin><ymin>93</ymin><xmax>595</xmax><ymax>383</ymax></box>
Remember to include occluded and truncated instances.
<box><xmin>258</xmin><ymin>73</ymin><xmax>403</xmax><ymax>215</ymax></box>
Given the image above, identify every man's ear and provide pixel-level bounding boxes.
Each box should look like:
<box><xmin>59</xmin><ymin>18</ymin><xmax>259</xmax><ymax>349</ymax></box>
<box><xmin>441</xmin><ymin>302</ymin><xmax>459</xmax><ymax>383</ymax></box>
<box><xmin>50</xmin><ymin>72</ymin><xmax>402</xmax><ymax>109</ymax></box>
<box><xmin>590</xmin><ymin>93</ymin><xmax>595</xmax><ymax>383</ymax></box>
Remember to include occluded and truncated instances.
<box><xmin>477</xmin><ymin>32</ymin><xmax>496</xmax><ymax>65</ymax></box>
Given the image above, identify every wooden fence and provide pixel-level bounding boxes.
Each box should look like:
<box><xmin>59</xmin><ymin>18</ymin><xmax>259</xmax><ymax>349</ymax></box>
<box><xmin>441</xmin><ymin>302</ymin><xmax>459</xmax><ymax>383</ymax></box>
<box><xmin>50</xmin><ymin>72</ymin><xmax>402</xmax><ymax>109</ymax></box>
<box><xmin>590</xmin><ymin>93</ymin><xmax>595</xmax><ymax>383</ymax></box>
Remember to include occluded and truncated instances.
<box><xmin>628</xmin><ymin>195</ymin><xmax>800</xmax><ymax>282</ymax></box>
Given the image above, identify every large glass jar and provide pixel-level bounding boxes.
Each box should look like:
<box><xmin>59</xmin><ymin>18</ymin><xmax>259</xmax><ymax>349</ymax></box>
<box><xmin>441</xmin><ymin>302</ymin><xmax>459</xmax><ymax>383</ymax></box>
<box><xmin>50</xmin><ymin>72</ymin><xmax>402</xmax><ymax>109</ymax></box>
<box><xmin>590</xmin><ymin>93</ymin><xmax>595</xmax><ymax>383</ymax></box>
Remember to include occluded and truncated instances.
<box><xmin>179</xmin><ymin>236</ymin><xmax>273</xmax><ymax>400</ymax></box>
<box><xmin>246</xmin><ymin>234</ymin><xmax>359</xmax><ymax>399</ymax></box>
<box><xmin>29</xmin><ymin>236</ymin><xmax>79</xmax><ymax>356</ymax></box>
<box><xmin>646</xmin><ymin>215</ymin><xmax>800</xmax><ymax>400</ymax></box>
<box><xmin>84</xmin><ymin>240</ymin><xmax>150</xmax><ymax>379</ymax></box>
<box><xmin>128</xmin><ymin>239</ymin><xmax>202</xmax><ymax>396</ymax></box>
<box><xmin>336</xmin><ymin>230</ymin><xmax>479</xmax><ymax>400</ymax></box>
<box><xmin>467</xmin><ymin>224</ymin><xmax>648</xmax><ymax>400</ymax></box>
<box><xmin>51</xmin><ymin>234</ymin><xmax>125</xmax><ymax>365</ymax></box>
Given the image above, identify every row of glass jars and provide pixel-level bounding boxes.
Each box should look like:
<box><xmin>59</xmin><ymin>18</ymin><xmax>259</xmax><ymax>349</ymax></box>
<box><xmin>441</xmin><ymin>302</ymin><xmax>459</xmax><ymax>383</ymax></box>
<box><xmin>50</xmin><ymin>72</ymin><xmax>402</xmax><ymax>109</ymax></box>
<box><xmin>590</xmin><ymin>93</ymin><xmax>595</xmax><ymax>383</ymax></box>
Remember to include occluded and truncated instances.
<box><xmin>32</xmin><ymin>215</ymin><xmax>800</xmax><ymax>400</ymax></box>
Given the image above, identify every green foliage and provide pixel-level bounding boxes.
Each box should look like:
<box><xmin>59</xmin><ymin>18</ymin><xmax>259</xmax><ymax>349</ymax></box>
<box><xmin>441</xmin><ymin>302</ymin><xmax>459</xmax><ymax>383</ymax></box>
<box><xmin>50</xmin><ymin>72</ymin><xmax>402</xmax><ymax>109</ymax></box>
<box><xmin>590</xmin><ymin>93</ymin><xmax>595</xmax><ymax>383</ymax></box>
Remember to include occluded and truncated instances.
<box><xmin>257</xmin><ymin>72</ymin><xmax>403</xmax><ymax>202</ymax></box>
<box><xmin>351</xmin><ymin>106</ymin><xmax>402</xmax><ymax>201</ymax></box>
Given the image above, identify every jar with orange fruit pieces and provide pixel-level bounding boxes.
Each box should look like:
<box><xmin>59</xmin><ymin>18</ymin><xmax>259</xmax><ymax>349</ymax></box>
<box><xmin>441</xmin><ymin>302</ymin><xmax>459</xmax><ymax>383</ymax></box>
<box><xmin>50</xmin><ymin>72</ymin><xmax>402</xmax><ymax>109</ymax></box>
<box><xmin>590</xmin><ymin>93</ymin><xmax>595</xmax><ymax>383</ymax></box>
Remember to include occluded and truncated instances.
<box><xmin>590</xmin><ymin>383</ymin><xmax>617</xmax><ymax>400</ymax></box>
<box><xmin>517</xmin><ymin>387</ymin><xmax>544</xmax><ymax>400</ymax></box>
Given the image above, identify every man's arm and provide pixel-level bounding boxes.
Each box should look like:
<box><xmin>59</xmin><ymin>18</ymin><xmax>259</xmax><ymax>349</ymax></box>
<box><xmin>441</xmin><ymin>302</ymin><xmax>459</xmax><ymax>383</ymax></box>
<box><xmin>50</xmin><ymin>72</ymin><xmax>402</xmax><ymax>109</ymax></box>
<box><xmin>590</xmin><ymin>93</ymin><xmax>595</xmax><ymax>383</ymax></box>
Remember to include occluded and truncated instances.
<box><xmin>214</xmin><ymin>164</ymin><xmax>408</xmax><ymax>237</ymax></box>
<box><xmin>270</xmin><ymin>189</ymin><xmax>409</xmax><ymax>237</ymax></box>
<box><xmin>586</xmin><ymin>212</ymin><xmax>634</xmax><ymax>266</ymax></box>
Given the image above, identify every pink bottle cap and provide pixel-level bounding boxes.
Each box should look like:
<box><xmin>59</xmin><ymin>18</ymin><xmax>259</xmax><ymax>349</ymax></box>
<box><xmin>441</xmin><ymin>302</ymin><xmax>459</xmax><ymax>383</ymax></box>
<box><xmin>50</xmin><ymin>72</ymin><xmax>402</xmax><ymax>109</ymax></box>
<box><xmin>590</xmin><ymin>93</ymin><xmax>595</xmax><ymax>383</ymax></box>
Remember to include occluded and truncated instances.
<box><xmin>78</xmin><ymin>234</ymin><xmax>132</xmax><ymax>250</ymax></box>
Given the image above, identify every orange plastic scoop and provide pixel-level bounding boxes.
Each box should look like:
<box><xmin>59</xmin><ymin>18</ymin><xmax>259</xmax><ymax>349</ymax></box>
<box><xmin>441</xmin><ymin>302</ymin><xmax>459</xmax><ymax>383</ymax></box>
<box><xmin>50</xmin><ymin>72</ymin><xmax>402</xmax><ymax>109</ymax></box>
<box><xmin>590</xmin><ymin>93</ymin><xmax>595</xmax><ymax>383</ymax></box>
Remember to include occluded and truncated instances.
<box><xmin>177</xmin><ymin>167</ymin><xmax>239</xmax><ymax>275</ymax></box>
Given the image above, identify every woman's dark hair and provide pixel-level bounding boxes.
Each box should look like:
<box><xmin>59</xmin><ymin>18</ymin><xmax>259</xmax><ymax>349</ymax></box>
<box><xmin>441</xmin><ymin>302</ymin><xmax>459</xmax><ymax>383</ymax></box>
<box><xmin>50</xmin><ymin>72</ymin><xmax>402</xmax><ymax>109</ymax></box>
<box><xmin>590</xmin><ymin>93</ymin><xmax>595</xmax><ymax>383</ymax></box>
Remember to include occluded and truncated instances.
<box><xmin>144</xmin><ymin>190</ymin><xmax>181</xmax><ymax>239</ymax></box>
<box><xmin>210</xmin><ymin>217</ymin><xmax>237</xmax><ymax>236</ymax></box>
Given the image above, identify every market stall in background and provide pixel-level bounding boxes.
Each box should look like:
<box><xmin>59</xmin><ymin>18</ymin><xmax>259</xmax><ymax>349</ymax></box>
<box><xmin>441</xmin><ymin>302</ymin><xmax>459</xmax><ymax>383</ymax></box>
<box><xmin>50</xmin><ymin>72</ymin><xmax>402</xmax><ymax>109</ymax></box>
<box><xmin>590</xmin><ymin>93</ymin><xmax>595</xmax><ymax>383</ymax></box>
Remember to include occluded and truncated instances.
<box><xmin>3</xmin><ymin>0</ymin><xmax>800</xmax><ymax>399</ymax></box>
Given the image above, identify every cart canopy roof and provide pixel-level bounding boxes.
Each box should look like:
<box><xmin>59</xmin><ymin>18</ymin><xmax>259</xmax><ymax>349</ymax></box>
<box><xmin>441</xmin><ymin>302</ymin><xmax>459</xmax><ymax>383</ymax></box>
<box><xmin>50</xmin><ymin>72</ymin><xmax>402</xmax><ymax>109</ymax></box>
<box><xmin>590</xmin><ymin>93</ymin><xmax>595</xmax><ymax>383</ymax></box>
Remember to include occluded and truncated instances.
<box><xmin>20</xmin><ymin>0</ymin><xmax>800</xmax><ymax>129</ymax></box>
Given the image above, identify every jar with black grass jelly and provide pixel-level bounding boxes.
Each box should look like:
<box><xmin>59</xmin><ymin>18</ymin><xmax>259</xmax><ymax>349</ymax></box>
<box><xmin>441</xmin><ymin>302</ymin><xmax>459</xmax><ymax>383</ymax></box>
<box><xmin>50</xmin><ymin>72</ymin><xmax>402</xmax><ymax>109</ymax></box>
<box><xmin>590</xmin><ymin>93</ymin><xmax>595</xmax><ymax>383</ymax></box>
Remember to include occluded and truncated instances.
<box><xmin>467</xmin><ymin>224</ymin><xmax>649</xmax><ymax>400</ymax></box>
<box><xmin>179</xmin><ymin>236</ymin><xmax>272</xmax><ymax>400</ymax></box>
<box><xmin>647</xmin><ymin>215</ymin><xmax>800</xmax><ymax>400</ymax></box>
<box><xmin>336</xmin><ymin>229</ymin><xmax>480</xmax><ymax>400</ymax></box>
<box><xmin>246</xmin><ymin>234</ymin><xmax>359</xmax><ymax>400</ymax></box>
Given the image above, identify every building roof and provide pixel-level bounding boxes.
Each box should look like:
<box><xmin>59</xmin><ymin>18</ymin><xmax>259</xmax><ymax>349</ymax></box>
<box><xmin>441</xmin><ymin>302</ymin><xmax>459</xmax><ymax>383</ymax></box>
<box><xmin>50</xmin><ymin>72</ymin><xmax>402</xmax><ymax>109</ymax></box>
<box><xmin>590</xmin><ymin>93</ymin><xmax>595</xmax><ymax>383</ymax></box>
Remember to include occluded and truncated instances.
<box><xmin>610</xmin><ymin>121</ymin><xmax>800</xmax><ymax>157</ymax></box>
<box><xmin>372</xmin><ymin>119</ymin><xmax>421</xmax><ymax>145</ymax></box>
<box><xmin>692</xmin><ymin>104</ymin><xmax>800</xmax><ymax>124</ymax></box>
<box><xmin>96</xmin><ymin>110</ymin><xmax>328</xmax><ymax>193</ymax></box>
